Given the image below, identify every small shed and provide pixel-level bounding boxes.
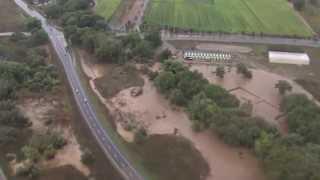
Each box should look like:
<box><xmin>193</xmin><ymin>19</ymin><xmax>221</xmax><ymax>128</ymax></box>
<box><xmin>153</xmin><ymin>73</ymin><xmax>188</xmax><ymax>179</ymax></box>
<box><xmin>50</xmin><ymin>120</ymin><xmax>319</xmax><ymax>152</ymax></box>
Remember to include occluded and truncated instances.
<box><xmin>268</xmin><ymin>51</ymin><xmax>310</xmax><ymax>65</ymax></box>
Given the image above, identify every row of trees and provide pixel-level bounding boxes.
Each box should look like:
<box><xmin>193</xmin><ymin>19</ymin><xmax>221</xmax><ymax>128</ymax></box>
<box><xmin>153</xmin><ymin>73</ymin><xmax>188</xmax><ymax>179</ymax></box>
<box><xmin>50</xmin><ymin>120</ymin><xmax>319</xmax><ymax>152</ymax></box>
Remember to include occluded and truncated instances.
<box><xmin>44</xmin><ymin>0</ymin><xmax>162</xmax><ymax>64</ymax></box>
<box><xmin>255</xmin><ymin>93</ymin><xmax>320</xmax><ymax>179</ymax></box>
<box><xmin>17</xmin><ymin>132</ymin><xmax>66</xmax><ymax>178</ymax></box>
<box><xmin>154</xmin><ymin>61</ymin><xmax>275</xmax><ymax>147</ymax></box>
<box><xmin>22</xmin><ymin>132</ymin><xmax>66</xmax><ymax>162</ymax></box>
<box><xmin>154</xmin><ymin>60</ymin><xmax>320</xmax><ymax>179</ymax></box>
<box><xmin>0</xmin><ymin>100</ymin><xmax>29</xmax><ymax>145</ymax></box>
<box><xmin>0</xmin><ymin>42</ymin><xmax>59</xmax><ymax>146</ymax></box>
<box><xmin>0</xmin><ymin>21</ymin><xmax>60</xmax><ymax>178</ymax></box>
<box><xmin>255</xmin><ymin>132</ymin><xmax>320</xmax><ymax>180</ymax></box>
<box><xmin>281</xmin><ymin>94</ymin><xmax>320</xmax><ymax>144</ymax></box>
<box><xmin>0</xmin><ymin>48</ymin><xmax>59</xmax><ymax>93</ymax></box>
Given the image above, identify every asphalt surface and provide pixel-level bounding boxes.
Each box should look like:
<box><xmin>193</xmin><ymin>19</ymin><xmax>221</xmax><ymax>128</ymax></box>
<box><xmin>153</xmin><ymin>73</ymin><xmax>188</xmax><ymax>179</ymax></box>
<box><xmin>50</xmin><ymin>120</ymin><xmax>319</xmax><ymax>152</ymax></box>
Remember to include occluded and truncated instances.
<box><xmin>14</xmin><ymin>0</ymin><xmax>144</xmax><ymax>180</ymax></box>
<box><xmin>162</xmin><ymin>30</ymin><xmax>320</xmax><ymax>47</ymax></box>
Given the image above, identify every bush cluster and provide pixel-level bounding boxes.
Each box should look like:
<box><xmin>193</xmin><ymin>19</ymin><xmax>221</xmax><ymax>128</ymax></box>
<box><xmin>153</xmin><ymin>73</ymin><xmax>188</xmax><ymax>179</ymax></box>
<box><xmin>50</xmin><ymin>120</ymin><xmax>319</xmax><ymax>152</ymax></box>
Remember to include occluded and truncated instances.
<box><xmin>44</xmin><ymin>0</ymin><xmax>161</xmax><ymax>64</ymax></box>
<box><xmin>154</xmin><ymin>61</ymin><xmax>275</xmax><ymax>147</ymax></box>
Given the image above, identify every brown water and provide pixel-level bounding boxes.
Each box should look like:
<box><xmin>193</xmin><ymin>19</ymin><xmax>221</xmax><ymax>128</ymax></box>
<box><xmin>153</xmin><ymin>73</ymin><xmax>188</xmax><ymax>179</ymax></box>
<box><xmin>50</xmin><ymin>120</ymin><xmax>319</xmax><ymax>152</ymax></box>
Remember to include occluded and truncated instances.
<box><xmin>190</xmin><ymin>64</ymin><xmax>316</xmax><ymax>130</ymax></box>
<box><xmin>111</xmin><ymin>76</ymin><xmax>266</xmax><ymax>180</ymax></box>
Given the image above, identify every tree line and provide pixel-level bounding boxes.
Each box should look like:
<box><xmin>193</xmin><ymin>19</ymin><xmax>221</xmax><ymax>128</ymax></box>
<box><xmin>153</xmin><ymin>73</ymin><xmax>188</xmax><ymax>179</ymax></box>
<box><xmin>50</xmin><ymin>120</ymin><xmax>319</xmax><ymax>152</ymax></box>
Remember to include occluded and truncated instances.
<box><xmin>154</xmin><ymin>61</ymin><xmax>276</xmax><ymax>147</ymax></box>
<box><xmin>154</xmin><ymin>60</ymin><xmax>320</xmax><ymax>180</ymax></box>
<box><xmin>0</xmin><ymin>20</ymin><xmax>62</xmax><ymax>178</ymax></box>
<box><xmin>44</xmin><ymin>0</ymin><xmax>162</xmax><ymax>64</ymax></box>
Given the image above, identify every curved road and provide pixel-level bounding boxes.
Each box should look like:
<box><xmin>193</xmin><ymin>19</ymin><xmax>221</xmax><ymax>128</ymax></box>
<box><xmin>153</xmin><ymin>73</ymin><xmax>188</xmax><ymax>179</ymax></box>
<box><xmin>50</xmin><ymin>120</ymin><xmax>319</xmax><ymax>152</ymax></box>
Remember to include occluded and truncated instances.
<box><xmin>14</xmin><ymin>1</ymin><xmax>144</xmax><ymax>180</ymax></box>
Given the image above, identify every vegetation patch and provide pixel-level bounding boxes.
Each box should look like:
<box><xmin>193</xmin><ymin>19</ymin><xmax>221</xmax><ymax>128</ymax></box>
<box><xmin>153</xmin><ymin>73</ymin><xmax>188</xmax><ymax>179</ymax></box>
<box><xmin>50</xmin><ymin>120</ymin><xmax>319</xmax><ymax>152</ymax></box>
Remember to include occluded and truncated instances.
<box><xmin>36</xmin><ymin>165</ymin><xmax>87</xmax><ymax>180</ymax></box>
<box><xmin>131</xmin><ymin>135</ymin><xmax>209</xmax><ymax>180</ymax></box>
<box><xmin>153</xmin><ymin>60</ymin><xmax>320</xmax><ymax>180</ymax></box>
<box><xmin>295</xmin><ymin>78</ymin><xmax>320</xmax><ymax>101</ymax></box>
<box><xmin>299</xmin><ymin>0</ymin><xmax>320</xmax><ymax>35</ymax></box>
<box><xmin>95</xmin><ymin>64</ymin><xmax>144</xmax><ymax>98</ymax></box>
<box><xmin>95</xmin><ymin>0</ymin><xmax>122</xmax><ymax>20</ymax></box>
<box><xmin>254</xmin><ymin>93</ymin><xmax>320</xmax><ymax>180</ymax></box>
<box><xmin>144</xmin><ymin>0</ymin><xmax>314</xmax><ymax>37</ymax></box>
<box><xmin>154</xmin><ymin>61</ymin><xmax>275</xmax><ymax>147</ymax></box>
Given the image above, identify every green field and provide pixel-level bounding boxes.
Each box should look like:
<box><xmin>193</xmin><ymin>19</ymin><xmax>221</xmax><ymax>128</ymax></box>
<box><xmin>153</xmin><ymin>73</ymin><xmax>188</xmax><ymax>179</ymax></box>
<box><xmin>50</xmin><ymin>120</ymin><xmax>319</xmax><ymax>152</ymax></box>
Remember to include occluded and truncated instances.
<box><xmin>95</xmin><ymin>0</ymin><xmax>121</xmax><ymax>20</ymax></box>
<box><xmin>144</xmin><ymin>0</ymin><xmax>314</xmax><ymax>37</ymax></box>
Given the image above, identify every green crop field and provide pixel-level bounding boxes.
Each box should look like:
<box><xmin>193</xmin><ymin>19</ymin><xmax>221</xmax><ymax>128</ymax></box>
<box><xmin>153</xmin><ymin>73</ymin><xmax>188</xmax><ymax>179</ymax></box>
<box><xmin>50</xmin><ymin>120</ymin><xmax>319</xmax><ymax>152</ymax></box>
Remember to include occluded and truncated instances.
<box><xmin>144</xmin><ymin>0</ymin><xmax>314</xmax><ymax>37</ymax></box>
<box><xmin>95</xmin><ymin>0</ymin><xmax>121</xmax><ymax>20</ymax></box>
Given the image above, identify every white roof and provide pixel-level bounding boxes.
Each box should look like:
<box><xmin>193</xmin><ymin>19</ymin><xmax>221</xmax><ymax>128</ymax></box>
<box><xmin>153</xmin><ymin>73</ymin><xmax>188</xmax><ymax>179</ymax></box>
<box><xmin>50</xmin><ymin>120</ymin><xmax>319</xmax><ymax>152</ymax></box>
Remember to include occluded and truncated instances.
<box><xmin>269</xmin><ymin>51</ymin><xmax>310</xmax><ymax>65</ymax></box>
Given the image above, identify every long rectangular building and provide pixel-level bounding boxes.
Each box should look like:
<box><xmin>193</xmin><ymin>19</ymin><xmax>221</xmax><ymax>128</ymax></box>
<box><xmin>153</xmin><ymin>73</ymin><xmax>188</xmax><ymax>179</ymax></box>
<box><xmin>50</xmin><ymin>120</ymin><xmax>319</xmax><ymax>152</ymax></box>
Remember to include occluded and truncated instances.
<box><xmin>268</xmin><ymin>51</ymin><xmax>310</xmax><ymax>65</ymax></box>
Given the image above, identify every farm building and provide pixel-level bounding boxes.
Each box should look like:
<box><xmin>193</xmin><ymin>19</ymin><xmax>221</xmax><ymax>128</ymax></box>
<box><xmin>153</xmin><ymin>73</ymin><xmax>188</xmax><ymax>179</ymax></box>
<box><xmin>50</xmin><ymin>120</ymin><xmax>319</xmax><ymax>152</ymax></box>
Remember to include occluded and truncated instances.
<box><xmin>183</xmin><ymin>51</ymin><xmax>232</xmax><ymax>61</ymax></box>
<box><xmin>268</xmin><ymin>51</ymin><xmax>310</xmax><ymax>65</ymax></box>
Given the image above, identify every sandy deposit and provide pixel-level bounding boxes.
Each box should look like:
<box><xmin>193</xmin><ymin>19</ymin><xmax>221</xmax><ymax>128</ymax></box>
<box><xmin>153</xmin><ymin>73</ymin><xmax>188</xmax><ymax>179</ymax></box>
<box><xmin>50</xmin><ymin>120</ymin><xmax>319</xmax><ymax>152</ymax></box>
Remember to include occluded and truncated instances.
<box><xmin>18</xmin><ymin>97</ymin><xmax>89</xmax><ymax>176</ymax></box>
<box><xmin>110</xmin><ymin>76</ymin><xmax>266</xmax><ymax>180</ymax></box>
<box><xmin>43</xmin><ymin>129</ymin><xmax>90</xmax><ymax>176</ymax></box>
<box><xmin>18</xmin><ymin>98</ymin><xmax>55</xmax><ymax>133</ymax></box>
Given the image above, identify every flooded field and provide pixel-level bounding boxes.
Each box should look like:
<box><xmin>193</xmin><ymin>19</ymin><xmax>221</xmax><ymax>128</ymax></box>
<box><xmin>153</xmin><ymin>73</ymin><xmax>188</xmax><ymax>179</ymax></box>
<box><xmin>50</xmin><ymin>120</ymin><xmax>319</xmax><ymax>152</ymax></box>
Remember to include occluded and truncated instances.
<box><xmin>190</xmin><ymin>64</ymin><xmax>316</xmax><ymax>131</ymax></box>
<box><xmin>110</xmin><ymin>76</ymin><xmax>266</xmax><ymax>180</ymax></box>
<box><xmin>79</xmin><ymin>51</ymin><xmax>319</xmax><ymax>180</ymax></box>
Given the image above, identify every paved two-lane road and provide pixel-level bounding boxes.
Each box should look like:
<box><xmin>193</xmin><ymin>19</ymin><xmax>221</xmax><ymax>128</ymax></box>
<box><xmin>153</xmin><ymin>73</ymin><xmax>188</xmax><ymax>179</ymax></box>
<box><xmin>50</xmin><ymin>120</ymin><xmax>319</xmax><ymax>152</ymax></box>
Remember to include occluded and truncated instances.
<box><xmin>14</xmin><ymin>0</ymin><xmax>144</xmax><ymax>180</ymax></box>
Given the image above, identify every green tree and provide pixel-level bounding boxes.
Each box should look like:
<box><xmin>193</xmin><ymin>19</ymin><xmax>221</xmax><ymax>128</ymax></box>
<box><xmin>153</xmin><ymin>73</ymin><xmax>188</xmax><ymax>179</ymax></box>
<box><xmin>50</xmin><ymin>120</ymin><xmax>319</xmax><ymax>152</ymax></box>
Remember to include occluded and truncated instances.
<box><xmin>159</xmin><ymin>49</ymin><xmax>172</xmax><ymax>62</ymax></box>
<box><xmin>81</xmin><ymin>148</ymin><xmax>95</xmax><ymax>165</ymax></box>
<box><xmin>134</xmin><ymin>127</ymin><xmax>148</xmax><ymax>144</ymax></box>
<box><xmin>22</xmin><ymin>146</ymin><xmax>41</xmax><ymax>162</ymax></box>
<box><xmin>292</xmin><ymin>0</ymin><xmax>306</xmax><ymax>11</ymax></box>
<box><xmin>275</xmin><ymin>80</ymin><xmax>292</xmax><ymax>95</ymax></box>
<box><xmin>25</xmin><ymin>17</ymin><xmax>41</xmax><ymax>31</ymax></box>
<box><xmin>154</xmin><ymin>71</ymin><xmax>176</xmax><ymax>94</ymax></box>
<box><xmin>63</xmin><ymin>0</ymin><xmax>90</xmax><ymax>11</ymax></box>
<box><xmin>204</xmin><ymin>84</ymin><xmax>239</xmax><ymax>108</ymax></box>
<box><xmin>188</xmin><ymin>92</ymin><xmax>220</xmax><ymax>128</ymax></box>
<box><xmin>45</xmin><ymin>4</ymin><xmax>63</xmax><ymax>19</ymax></box>
<box><xmin>236</xmin><ymin>63</ymin><xmax>252</xmax><ymax>79</ymax></box>
<box><xmin>169</xmin><ymin>88</ymin><xmax>187</xmax><ymax>106</ymax></box>
<box><xmin>145</xmin><ymin>31</ymin><xmax>162</xmax><ymax>48</ymax></box>
<box><xmin>254</xmin><ymin>131</ymin><xmax>274</xmax><ymax>158</ymax></box>
<box><xmin>0</xmin><ymin>126</ymin><xmax>18</xmax><ymax>145</ymax></box>
<box><xmin>216</xmin><ymin>66</ymin><xmax>225</xmax><ymax>78</ymax></box>
<box><xmin>0</xmin><ymin>78</ymin><xmax>16</xmax><ymax>100</ymax></box>
<box><xmin>30</xmin><ymin>29</ymin><xmax>49</xmax><ymax>46</ymax></box>
<box><xmin>132</xmin><ymin>40</ymin><xmax>154</xmax><ymax>60</ymax></box>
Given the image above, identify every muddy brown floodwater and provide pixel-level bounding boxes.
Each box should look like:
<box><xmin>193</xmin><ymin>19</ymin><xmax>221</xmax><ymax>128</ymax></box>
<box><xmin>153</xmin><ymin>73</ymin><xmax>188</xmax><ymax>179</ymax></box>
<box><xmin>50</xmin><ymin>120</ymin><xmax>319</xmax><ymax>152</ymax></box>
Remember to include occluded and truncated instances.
<box><xmin>190</xmin><ymin>64</ymin><xmax>317</xmax><ymax>132</ymax></box>
<box><xmin>110</xmin><ymin>76</ymin><xmax>266</xmax><ymax>180</ymax></box>
<box><xmin>79</xmin><ymin>56</ymin><xmax>267</xmax><ymax>180</ymax></box>
<box><xmin>81</xmin><ymin>56</ymin><xmax>317</xmax><ymax>180</ymax></box>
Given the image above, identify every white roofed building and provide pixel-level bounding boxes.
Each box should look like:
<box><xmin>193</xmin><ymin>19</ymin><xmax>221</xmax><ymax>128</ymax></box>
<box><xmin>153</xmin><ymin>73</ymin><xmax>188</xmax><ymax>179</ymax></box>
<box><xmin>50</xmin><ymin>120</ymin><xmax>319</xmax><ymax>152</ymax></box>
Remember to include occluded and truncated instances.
<box><xmin>268</xmin><ymin>51</ymin><xmax>310</xmax><ymax>65</ymax></box>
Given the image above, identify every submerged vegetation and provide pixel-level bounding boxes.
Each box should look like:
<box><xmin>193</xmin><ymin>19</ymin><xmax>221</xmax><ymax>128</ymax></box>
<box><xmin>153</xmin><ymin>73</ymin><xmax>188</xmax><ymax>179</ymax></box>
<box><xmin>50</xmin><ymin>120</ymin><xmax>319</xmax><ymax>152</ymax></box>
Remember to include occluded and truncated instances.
<box><xmin>0</xmin><ymin>18</ymin><xmax>62</xmax><ymax>179</ymax></box>
<box><xmin>154</xmin><ymin>60</ymin><xmax>320</xmax><ymax>180</ymax></box>
<box><xmin>154</xmin><ymin>61</ymin><xmax>275</xmax><ymax>147</ymax></box>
